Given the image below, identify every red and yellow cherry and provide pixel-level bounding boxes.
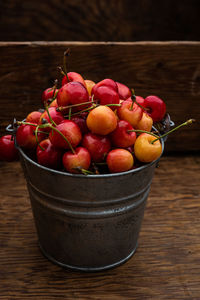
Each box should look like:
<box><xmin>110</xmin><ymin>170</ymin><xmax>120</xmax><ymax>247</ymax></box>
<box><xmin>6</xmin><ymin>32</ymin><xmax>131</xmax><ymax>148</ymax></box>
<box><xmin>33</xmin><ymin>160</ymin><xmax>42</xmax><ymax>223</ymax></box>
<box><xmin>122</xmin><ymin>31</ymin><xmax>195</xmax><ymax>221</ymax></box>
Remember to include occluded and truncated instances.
<box><xmin>116</xmin><ymin>82</ymin><xmax>131</xmax><ymax>100</ymax></box>
<box><xmin>135</xmin><ymin>112</ymin><xmax>153</xmax><ymax>132</ymax></box>
<box><xmin>106</xmin><ymin>148</ymin><xmax>134</xmax><ymax>173</ymax></box>
<box><xmin>93</xmin><ymin>85</ymin><xmax>120</xmax><ymax>109</ymax></box>
<box><xmin>82</xmin><ymin>132</ymin><xmax>111</xmax><ymax>162</ymax></box>
<box><xmin>62</xmin><ymin>72</ymin><xmax>86</xmax><ymax>88</ymax></box>
<box><xmin>39</xmin><ymin>107</ymin><xmax>65</xmax><ymax>127</ymax></box>
<box><xmin>117</xmin><ymin>100</ymin><xmax>143</xmax><ymax>128</ymax></box>
<box><xmin>36</xmin><ymin>139</ymin><xmax>63</xmax><ymax>169</ymax></box>
<box><xmin>0</xmin><ymin>135</ymin><xmax>18</xmax><ymax>161</ymax></box>
<box><xmin>86</xmin><ymin>105</ymin><xmax>118</xmax><ymax>135</ymax></box>
<box><xmin>144</xmin><ymin>95</ymin><xmax>166</xmax><ymax>122</ymax></box>
<box><xmin>110</xmin><ymin>120</ymin><xmax>137</xmax><ymax>148</ymax></box>
<box><xmin>84</xmin><ymin>79</ymin><xmax>96</xmax><ymax>96</ymax></box>
<box><xmin>57</xmin><ymin>81</ymin><xmax>89</xmax><ymax>111</ymax></box>
<box><xmin>49</xmin><ymin>120</ymin><xmax>82</xmax><ymax>150</ymax></box>
<box><xmin>26</xmin><ymin>111</ymin><xmax>42</xmax><ymax>124</ymax></box>
<box><xmin>91</xmin><ymin>78</ymin><xmax>118</xmax><ymax>95</ymax></box>
<box><xmin>134</xmin><ymin>133</ymin><xmax>162</xmax><ymax>163</ymax></box>
<box><xmin>49</xmin><ymin>99</ymin><xmax>58</xmax><ymax>108</ymax></box>
<box><xmin>16</xmin><ymin>123</ymin><xmax>45</xmax><ymax>149</ymax></box>
<box><xmin>42</xmin><ymin>87</ymin><xmax>59</xmax><ymax>104</ymax></box>
<box><xmin>62</xmin><ymin>146</ymin><xmax>91</xmax><ymax>173</ymax></box>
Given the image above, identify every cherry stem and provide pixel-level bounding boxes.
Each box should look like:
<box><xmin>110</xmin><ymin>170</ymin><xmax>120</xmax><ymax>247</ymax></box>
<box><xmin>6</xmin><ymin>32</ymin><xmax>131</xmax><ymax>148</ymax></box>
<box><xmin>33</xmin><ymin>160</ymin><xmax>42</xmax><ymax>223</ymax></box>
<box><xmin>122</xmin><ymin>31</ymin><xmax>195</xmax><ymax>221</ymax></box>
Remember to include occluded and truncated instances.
<box><xmin>66</xmin><ymin>104</ymin><xmax>96</xmax><ymax>117</ymax></box>
<box><xmin>63</xmin><ymin>49</ymin><xmax>70</xmax><ymax>82</ymax></box>
<box><xmin>45</xmin><ymin>104</ymin><xmax>57</xmax><ymax>127</ymax></box>
<box><xmin>68</xmin><ymin>107</ymin><xmax>72</xmax><ymax>120</ymax></box>
<box><xmin>35</xmin><ymin>125</ymin><xmax>45</xmax><ymax>151</ymax></box>
<box><xmin>151</xmin><ymin>119</ymin><xmax>196</xmax><ymax>144</ymax></box>
<box><xmin>130</xmin><ymin>88</ymin><xmax>136</xmax><ymax>111</ymax></box>
<box><xmin>105</xmin><ymin>104</ymin><xmax>121</xmax><ymax>107</ymax></box>
<box><xmin>130</xmin><ymin>88</ymin><xmax>149</xmax><ymax>112</ymax></box>
<box><xmin>16</xmin><ymin>121</ymin><xmax>75</xmax><ymax>154</ymax></box>
<box><xmin>127</xmin><ymin>129</ymin><xmax>159</xmax><ymax>139</ymax></box>
<box><xmin>73</xmin><ymin>167</ymin><xmax>95</xmax><ymax>175</ymax></box>
<box><xmin>57</xmin><ymin>100</ymin><xmax>94</xmax><ymax>112</ymax></box>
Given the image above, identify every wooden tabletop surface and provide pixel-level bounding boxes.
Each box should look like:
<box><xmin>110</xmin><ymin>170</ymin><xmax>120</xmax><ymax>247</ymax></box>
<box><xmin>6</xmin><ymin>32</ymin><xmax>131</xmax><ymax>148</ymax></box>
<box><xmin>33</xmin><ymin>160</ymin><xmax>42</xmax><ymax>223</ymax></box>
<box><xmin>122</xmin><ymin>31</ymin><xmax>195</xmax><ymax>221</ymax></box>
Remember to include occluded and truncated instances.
<box><xmin>0</xmin><ymin>154</ymin><xmax>199</xmax><ymax>299</ymax></box>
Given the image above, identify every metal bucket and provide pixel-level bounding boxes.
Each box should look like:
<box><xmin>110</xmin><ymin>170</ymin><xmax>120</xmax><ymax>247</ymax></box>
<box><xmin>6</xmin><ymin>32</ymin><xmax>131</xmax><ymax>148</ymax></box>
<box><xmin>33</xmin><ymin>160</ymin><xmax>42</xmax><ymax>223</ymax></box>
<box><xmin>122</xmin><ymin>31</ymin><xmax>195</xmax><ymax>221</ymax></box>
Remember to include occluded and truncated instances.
<box><xmin>16</xmin><ymin>137</ymin><xmax>164</xmax><ymax>272</ymax></box>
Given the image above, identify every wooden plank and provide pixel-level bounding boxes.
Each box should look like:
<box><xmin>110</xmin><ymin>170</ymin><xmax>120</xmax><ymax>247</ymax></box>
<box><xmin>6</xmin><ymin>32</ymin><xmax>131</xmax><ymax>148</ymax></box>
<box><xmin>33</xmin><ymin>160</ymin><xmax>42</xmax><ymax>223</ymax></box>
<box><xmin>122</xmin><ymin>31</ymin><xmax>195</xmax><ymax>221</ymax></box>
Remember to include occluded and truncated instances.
<box><xmin>0</xmin><ymin>0</ymin><xmax>199</xmax><ymax>42</ymax></box>
<box><xmin>0</xmin><ymin>155</ymin><xmax>200</xmax><ymax>299</ymax></box>
<box><xmin>0</xmin><ymin>41</ymin><xmax>199</xmax><ymax>152</ymax></box>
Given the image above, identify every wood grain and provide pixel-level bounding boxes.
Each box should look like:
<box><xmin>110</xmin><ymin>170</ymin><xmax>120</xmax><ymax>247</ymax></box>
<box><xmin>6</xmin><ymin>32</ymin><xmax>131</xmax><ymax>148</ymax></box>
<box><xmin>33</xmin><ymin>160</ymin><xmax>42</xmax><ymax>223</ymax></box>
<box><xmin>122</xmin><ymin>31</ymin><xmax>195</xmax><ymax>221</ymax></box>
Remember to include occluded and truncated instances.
<box><xmin>0</xmin><ymin>42</ymin><xmax>199</xmax><ymax>152</ymax></box>
<box><xmin>0</xmin><ymin>0</ymin><xmax>200</xmax><ymax>42</ymax></box>
<box><xmin>0</xmin><ymin>155</ymin><xmax>200</xmax><ymax>299</ymax></box>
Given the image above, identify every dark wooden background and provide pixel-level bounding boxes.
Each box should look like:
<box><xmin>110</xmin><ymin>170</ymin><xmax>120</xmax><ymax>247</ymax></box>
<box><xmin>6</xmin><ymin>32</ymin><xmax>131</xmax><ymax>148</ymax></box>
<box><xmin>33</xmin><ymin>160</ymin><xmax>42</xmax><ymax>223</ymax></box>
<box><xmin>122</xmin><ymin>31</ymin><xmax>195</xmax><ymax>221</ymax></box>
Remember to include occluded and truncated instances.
<box><xmin>0</xmin><ymin>0</ymin><xmax>200</xmax><ymax>42</ymax></box>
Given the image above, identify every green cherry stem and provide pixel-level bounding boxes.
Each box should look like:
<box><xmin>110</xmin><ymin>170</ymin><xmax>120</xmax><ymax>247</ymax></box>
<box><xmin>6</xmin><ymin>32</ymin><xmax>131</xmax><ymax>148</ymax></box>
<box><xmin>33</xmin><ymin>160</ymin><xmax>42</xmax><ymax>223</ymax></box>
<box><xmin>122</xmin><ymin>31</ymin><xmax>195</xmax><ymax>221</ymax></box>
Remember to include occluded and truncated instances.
<box><xmin>151</xmin><ymin>119</ymin><xmax>196</xmax><ymax>144</ymax></box>
<box><xmin>57</xmin><ymin>100</ymin><xmax>94</xmax><ymax>112</ymax></box>
<box><xmin>35</xmin><ymin>125</ymin><xmax>45</xmax><ymax>151</ymax></box>
<box><xmin>130</xmin><ymin>88</ymin><xmax>149</xmax><ymax>112</ymax></box>
<box><xmin>45</xmin><ymin>104</ymin><xmax>57</xmax><ymax>127</ymax></box>
<box><xmin>68</xmin><ymin>107</ymin><xmax>72</xmax><ymax>120</ymax></box>
<box><xmin>105</xmin><ymin>104</ymin><xmax>121</xmax><ymax>108</ymax></box>
<box><xmin>127</xmin><ymin>129</ymin><xmax>159</xmax><ymax>139</ymax></box>
<box><xmin>16</xmin><ymin>121</ymin><xmax>75</xmax><ymax>154</ymax></box>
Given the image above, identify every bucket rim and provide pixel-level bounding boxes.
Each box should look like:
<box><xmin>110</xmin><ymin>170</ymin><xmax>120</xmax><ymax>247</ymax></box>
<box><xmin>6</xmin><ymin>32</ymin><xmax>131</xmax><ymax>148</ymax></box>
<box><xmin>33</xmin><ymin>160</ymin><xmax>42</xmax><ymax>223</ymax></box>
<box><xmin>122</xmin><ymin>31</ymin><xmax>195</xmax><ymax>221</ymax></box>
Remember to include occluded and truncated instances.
<box><xmin>17</xmin><ymin>137</ymin><xmax>164</xmax><ymax>179</ymax></box>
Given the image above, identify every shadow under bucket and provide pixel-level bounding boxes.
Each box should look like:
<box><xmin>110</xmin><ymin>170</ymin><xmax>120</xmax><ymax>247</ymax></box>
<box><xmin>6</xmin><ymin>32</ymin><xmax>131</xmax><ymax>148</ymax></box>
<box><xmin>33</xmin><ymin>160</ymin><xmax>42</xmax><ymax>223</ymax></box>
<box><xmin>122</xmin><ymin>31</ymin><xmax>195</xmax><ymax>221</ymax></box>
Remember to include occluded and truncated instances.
<box><xmin>18</xmin><ymin>139</ymin><xmax>164</xmax><ymax>272</ymax></box>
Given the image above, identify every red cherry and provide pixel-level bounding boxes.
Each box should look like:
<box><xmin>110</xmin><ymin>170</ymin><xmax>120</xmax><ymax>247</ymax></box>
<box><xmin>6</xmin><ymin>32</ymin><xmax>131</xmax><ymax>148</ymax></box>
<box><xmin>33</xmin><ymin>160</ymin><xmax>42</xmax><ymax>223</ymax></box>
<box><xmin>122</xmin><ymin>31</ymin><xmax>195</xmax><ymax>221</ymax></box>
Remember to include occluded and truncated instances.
<box><xmin>62</xmin><ymin>72</ymin><xmax>86</xmax><ymax>88</ymax></box>
<box><xmin>93</xmin><ymin>85</ymin><xmax>120</xmax><ymax>109</ymax></box>
<box><xmin>0</xmin><ymin>135</ymin><xmax>18</xmax><ymax>161</ymax></box>
<box><xmin>110</xmin><ymin>120</ymin><xmax>136</xmax><ymax>148</ymax></box>
<box><xmin>16</xmin><ymin>124</ymin><xmax>45</xmax><ymax>149</ymax></box>
<box><xmin>63</xmin><ymin>147</ymin><xmax>91</xmax><ymax>173</ymax></box>
<box><xmin>91</xmin><ymin>78</ymin><xmax>118</xmax><ymax>95</ymax></box>
<box><xmin>71</xmin><ymin>116</ymin><xmax>89</xmax><ymax>134</ymax></box>
<box><xmin>57</xmin><ymin>81</ymin><xmax>89</xmax><ymax>111</ymax></box>
<box><xmin>144</xmin><ymin>95</ymin><xmax>166</xmax><ymax>122</ymax></box>
<box><xmin>36</xmin><ymin>139</ymin><xmax>63</xmax><ymax>169</ymax></box>
<box><xmin>82</xmin><ymin>132</ymin><xmax>111</xmax><ymax>162</ymax></box>
<box><xmin>26</xmin><ymin>111</ymin><xmax>42</xmax><ymax>124</ymax></box>
<box><xmin>116</xmin><ymin>82</ymin><xmax>131</xmax><ymax>100</ymax></box>
<box><xmin>49</xmin><ymin>120</ymin><xmax>82</xmax><ymax>150</ymax></box>
<box><xmin>106</xmin><ymin>149</ymin><xmax>134</xmax><ymax>173</ymax></box>
<box><xmin>42</xmin><ymin>88</ymin><xmax>59</xmax><ymax>104</ymax></box>
<box><xmin>39</xmin><ymin>107</ymin><xmax>65</xmax><ymax>129</ymax></box>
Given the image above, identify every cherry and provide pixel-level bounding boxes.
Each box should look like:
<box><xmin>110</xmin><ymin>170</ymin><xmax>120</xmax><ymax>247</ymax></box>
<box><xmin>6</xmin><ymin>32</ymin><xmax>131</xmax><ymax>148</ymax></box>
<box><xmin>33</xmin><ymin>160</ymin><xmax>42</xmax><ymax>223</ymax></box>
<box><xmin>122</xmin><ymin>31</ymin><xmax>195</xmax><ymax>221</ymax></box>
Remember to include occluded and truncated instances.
<box><xmin>110</xmin><ymin>120</ymin><xmax>137</xmax><ymax>148</ymax></box>
<box><xmin>26</xmin><ymin>111</ymin><xmax>42</xmax><ymax>124</ymax></box>
<box><xmin>16</xmin><ymin>123</ymin><xmax>45</xmax><ymax>149</ymax></box>
<box><xmin>117</xmin><ymin>100</ymin><xmax>143</xmax><ymax>128</ymax></box>
<box><xmin>86</xmin><ymin>105</ymin><xmax>118</xmax><ymax>135</ymax></box>
<box><xmin>91</xmin><ymin>78</ymin><xmax>118</xmax><ymax>95</ymax></box>
<box><xmin>0</xmin><ymin>135</ymin><xmax>18</xmax><ymax>161</ymax></box>
<box><xmin>42</xmin><ymin>87</ymin><xmax>59</xmax><ymax>105</ymax></box>
<box><xmin>49</xmin><ymin>120</ymin><xmax>82</xmax><ymax>150</ymax></box>
<box><xmin>106</xmin><ymin>149</ymin><xmax>134</xmax><ymax>173</ymax></box>
<box><xmin>71</xmin><ymin>116</ymin><xmax>89</xmax><ymax>134</ymax></box>
<box><xmin>62</xmin><ymin>147</ymin><xmax>91</xmax><ymax>173</ymax></box>
<box><xmin>82</xmin><ymin>132</ymin><xmax>111</xmax><ymax>162</ymax></box>
<box><xmin>36</xmin><ymin>139</ymin><xmax>63</xmax><ymax>169</ymax></box>
<box><xmin>135</xmin><ymin>112</ymin><xmax>153</xmax><ymax>132</ymax></box>
<box><xmin>39</xmin><ymin>107</ymin><xmax>65</xmax><ymax>129</ymax></box>
<box><xmin>57</xmin><ymin>81</ymin><xmax>89</xmax><ymax>111</ymax></box>
<box><xmin>93</xmin><ymin>85</ymin><xmax>120</xmax><ymax>109</ymax></box>
<box><xmin>134</xmin><ymin>133</ymin><xmax>162</xmax><ymax>163</ymax></box>
<box><xmin>62</xmin><ymin>72</ymin><xmax>86</xmax><ymax>88</ymax></box>
<box><xmin>116</xmin><ymin>82</ymin><xmax>131</xmax><ymax>100</ymax></box>
<box><xmin>84</xmin><ymin>79</ymin><xmax>96</xmax><ymax>96</ymax></box>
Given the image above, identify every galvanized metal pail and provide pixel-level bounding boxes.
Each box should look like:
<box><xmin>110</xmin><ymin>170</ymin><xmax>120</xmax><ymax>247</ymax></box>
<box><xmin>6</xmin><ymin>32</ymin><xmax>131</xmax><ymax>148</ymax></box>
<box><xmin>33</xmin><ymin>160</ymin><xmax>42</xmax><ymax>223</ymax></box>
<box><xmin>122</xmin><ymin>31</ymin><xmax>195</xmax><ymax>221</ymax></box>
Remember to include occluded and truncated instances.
<box><xmin>16</xmin><ymin>137</ymin><xmax>164</xmax><ymax>272</ymax></box>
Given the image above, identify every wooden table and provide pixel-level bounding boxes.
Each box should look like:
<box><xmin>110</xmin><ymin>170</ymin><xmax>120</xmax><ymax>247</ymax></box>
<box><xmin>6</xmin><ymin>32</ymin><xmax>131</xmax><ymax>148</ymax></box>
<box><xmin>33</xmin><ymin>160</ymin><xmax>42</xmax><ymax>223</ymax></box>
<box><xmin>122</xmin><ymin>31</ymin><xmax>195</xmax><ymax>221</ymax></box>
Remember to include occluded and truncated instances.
<box><xmin>0</xmin><ymin>42</ymin><xmax>200</xmax><ymax>299</ymax></box>
<box><xmin>0</xmin><ymin>155</ymin><xmax>200</xmax><ymax>299</ymax></box>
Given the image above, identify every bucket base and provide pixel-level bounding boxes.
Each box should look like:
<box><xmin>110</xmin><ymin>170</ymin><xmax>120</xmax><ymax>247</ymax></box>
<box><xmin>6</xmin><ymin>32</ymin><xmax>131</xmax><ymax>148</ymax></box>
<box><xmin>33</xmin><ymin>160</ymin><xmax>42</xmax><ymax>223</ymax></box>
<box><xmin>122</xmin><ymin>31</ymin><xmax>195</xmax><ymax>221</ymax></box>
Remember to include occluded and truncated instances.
<box><xmin>38</xmin><ymin>242</ymin><xmax>138</xmax><ymax>272</ymax></box>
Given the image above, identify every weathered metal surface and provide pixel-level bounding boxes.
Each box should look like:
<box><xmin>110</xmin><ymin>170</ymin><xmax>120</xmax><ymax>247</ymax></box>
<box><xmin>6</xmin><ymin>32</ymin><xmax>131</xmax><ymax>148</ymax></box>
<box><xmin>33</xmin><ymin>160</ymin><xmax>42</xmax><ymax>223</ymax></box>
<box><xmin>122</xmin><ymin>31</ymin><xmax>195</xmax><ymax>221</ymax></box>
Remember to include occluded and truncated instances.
<box><xmin>17</xmin><ymin>140</ymin><xmax>163</xmax><ymax>272</ymax></box>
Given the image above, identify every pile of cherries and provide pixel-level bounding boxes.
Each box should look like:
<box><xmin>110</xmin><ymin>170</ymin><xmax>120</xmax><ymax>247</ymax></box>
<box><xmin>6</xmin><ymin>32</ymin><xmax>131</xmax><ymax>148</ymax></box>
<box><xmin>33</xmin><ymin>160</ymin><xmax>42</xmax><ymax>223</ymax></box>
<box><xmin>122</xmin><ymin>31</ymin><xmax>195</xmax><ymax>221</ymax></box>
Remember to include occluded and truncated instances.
<box><xmin>0</xmin><ymin>52</ymin><xmax>194</xmax><ymax>174</ymax></box>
